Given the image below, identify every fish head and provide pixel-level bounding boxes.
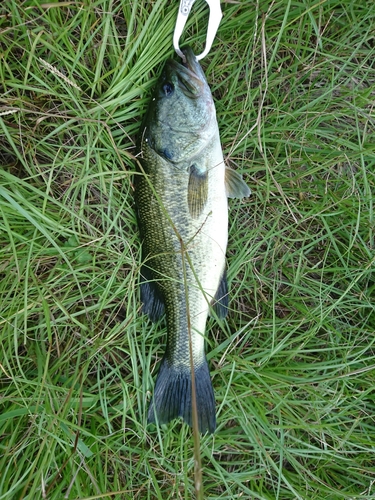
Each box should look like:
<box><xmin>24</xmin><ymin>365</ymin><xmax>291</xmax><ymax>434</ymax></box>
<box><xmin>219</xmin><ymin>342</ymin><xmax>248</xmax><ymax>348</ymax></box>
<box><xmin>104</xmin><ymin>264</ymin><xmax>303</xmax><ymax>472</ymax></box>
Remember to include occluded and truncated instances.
<box><xmin>144</xmin><ymin>47</ymin><xmax>216</xmax><ymax>165</ymax></box>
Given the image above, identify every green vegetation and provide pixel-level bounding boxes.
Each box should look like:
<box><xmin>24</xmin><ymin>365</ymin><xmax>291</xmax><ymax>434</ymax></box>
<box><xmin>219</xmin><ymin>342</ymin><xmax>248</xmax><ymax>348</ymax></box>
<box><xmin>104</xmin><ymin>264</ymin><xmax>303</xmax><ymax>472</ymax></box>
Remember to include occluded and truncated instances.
<box><xmin>1</xmin><ymin>0</ymin><xmax>374</xmax><ymax>498</ymax></box>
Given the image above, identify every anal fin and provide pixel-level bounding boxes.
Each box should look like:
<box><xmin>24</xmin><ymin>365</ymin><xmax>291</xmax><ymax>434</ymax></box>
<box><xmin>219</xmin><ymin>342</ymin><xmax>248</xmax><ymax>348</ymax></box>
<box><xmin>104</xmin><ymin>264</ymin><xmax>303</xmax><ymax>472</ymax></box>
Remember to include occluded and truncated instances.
<box><xmin>211</xmin><ymin>268</ymin><xmax>229</xmax><ymax>319</ymax></box>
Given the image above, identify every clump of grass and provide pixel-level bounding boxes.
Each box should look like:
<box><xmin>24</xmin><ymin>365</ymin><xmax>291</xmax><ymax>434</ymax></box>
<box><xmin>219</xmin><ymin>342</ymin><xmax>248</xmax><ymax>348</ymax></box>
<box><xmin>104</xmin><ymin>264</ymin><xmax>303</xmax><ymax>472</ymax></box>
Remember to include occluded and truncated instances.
<box><xmin>1</xmin><ymin>0</ymin><xmax>375</xmax><ymax>499</ymax></box>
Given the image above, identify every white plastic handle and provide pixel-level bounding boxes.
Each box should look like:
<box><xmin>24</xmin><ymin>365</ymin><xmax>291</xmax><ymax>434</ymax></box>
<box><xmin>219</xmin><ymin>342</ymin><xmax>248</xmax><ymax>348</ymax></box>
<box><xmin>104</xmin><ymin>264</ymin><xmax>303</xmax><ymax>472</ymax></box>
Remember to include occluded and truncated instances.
<box><xmin>173</xmin><ymin>0</ymin><xmax>222</xmax><ymax>61</ymax></box>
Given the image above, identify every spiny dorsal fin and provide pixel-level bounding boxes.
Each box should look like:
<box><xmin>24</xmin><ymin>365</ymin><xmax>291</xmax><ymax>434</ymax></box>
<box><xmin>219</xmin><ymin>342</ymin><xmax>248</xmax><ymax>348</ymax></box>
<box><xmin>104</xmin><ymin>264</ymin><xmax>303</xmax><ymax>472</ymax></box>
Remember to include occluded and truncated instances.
<box><xmin>188</xmin><ymin>164</ymin><xmax>208</xmax><ymax>218</ymax></box>
<box><xmin>225</xmin><ymin>167</ymin><xmax>251</xmax><ymax>199</ymax></box>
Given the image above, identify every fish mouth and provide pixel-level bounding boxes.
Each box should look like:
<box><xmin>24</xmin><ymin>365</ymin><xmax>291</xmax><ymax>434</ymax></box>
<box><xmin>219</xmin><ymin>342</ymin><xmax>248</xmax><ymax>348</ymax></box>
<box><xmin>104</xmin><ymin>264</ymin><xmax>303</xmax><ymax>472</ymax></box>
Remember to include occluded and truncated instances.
<box><xmin>165</xmin><ymin>47</ymin><xmax>206</xmax><ymax>97</ymax></box>
<box><xmin>181</xmin><ymin>46</ymin><xmax>202</xmax><ymax>75</ymax></box>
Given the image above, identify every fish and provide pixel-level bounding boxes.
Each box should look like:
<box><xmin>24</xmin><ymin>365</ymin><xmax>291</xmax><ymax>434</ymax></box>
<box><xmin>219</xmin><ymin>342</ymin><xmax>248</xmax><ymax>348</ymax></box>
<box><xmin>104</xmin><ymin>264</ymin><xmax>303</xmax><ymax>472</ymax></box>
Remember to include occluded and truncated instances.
<box><xmin>135</xmin><ymin>46</ymin><xmax>250</xmax><ymax>433</ymax></box>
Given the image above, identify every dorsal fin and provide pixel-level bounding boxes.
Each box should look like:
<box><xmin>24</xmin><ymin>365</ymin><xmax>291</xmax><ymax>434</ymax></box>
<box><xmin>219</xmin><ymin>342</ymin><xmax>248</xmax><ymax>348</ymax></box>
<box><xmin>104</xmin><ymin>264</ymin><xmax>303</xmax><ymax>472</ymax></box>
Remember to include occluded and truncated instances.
<box><xmin>140</xmin><ymin>265</ymin><xmax>165</xmax><ymax>322</ymax></box>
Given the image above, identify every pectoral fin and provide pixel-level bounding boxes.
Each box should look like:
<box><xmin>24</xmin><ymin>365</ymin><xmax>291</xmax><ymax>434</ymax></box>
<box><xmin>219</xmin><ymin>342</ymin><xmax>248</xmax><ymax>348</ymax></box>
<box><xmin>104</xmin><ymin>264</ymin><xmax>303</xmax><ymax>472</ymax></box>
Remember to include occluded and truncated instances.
<box><xmin>188</xmin><ymin>164</ymin><xmax>208</xmax><ymax>218</ymax></box>
<box><xmin>225</xmin><ymin>167</ymin><xmax>251</xmax><ymax>199</ymax></box>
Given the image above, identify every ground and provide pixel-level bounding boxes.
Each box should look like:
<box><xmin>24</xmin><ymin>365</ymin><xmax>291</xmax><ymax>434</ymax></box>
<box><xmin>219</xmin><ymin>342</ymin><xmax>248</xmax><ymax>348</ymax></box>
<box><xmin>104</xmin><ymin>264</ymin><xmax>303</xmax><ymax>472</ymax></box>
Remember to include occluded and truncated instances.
<box><xmin>0</xmin><ymin>1</ymin><xmax>374</xmax><ymax>499</ymax></box>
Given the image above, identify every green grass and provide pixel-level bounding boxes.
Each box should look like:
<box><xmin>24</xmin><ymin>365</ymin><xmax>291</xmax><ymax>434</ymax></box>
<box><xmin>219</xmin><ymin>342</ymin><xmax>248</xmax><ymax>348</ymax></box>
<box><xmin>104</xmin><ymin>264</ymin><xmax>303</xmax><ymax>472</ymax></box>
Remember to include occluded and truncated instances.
<box><xmin>1</xmin><ymin>0</ymin><xmax>375</xmax><ymax>498</ymax></box>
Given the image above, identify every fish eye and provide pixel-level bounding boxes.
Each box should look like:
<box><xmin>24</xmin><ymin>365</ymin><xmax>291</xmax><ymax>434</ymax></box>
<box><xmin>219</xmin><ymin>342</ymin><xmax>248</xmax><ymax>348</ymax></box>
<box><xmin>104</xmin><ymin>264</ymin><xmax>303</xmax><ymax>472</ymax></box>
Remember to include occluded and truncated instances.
<box><xmin>162</xmin><ymin>82</ymin><xmax>174</xmax><ymax>97</ymax></box>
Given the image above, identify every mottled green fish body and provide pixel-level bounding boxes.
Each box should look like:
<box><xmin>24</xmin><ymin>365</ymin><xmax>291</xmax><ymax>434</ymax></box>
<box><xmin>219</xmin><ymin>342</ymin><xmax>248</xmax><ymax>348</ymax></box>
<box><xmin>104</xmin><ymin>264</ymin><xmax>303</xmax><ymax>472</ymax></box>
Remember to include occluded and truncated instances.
<box><xmin>135</xmin><ymin>47</ymin><xmax>250</xmax><ymax>433</ymax></box>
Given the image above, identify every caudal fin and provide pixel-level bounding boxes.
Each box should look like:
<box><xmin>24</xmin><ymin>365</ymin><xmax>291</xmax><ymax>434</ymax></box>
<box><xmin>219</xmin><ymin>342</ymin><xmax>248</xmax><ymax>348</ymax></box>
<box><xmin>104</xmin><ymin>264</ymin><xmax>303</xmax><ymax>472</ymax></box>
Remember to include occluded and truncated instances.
<box><xmin>147</xmin><ymin>357</ymin><xmax>216</xmax><ymax>433</ymax></box>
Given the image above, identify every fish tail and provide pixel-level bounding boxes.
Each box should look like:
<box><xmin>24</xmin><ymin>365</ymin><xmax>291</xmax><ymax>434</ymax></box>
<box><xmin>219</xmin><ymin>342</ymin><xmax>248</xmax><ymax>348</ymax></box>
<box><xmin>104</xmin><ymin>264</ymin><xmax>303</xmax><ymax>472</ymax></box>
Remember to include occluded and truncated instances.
<box><xmin>147</xmin><ymin>357</ymin><xmax>216</xmax><ymax>434</ymax></box>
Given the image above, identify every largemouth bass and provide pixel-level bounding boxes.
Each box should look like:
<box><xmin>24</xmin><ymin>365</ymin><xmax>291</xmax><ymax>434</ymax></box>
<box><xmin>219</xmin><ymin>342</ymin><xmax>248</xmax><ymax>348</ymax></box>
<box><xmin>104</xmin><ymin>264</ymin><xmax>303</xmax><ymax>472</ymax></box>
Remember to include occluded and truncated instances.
<box><xmin>135</xmin><ymin>47</ymin><xmax>250</xmax><ymax>433</ymax></box>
